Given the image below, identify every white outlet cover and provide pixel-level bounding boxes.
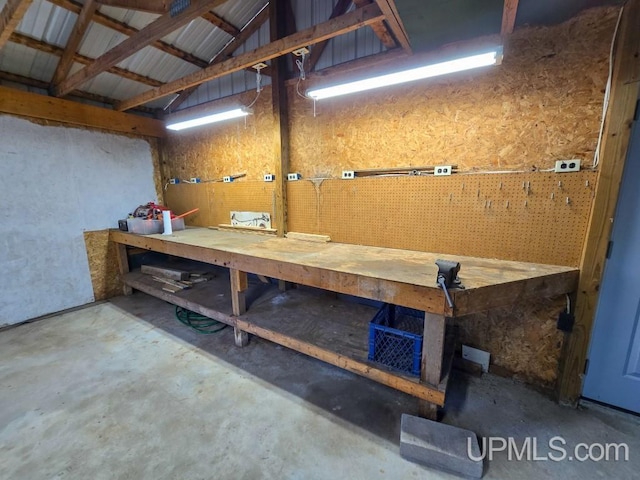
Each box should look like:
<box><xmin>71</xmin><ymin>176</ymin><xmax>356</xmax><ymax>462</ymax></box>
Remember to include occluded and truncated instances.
<box><xmin>264</xmin><ymin>174</ymin><xmax>274</xmax><ymax>182</ymax></box>
<box><xmin>462</xmin><ymin>345</ymin><xmax>490</xmax><ymax>372</ymax></box>
<box><xmin>434</xmin><ymin>165</ymin><xmax>452</xmax><ymax>176</ymax></box>
<box><xmin>555</xmin><ymin>159</ymin><xmax>581</xmax><ymax>173</ymax></box>
<box><xmin>223</xmin><ymin>176</ymin><xmax>232</xmax><ymax>183</ymax></box>
<box><xmin>342</xmin><ymin>170</ymin><xmax>355</xmax><ymax>179</ymax></box>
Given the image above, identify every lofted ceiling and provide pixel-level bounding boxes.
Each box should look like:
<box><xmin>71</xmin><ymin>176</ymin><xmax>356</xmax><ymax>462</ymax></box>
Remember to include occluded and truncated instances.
<box><xmin>0</xmin><ymin>0</ymin><xmax>621</xmax><ymax>117</ymax></box>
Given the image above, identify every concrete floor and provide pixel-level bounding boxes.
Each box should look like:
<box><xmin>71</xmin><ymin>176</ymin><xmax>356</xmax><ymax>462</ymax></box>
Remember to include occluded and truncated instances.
<box><xmin>0</xmin><ymin>293</ymin><xmax>638</xmax><ymax>480</ymax></box>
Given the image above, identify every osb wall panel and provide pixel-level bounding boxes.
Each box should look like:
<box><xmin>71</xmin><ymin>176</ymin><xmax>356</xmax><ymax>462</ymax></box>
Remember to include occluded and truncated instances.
<box><xmin>289</xmin><ymin>171</ymin><xmax>596</xmax><ymax>266</ymax></box>
<box><xmin>160</xmin><ymin>89</ymin><xmax>275</xmax><ymax>183</ymax></box>
<box><xmin>289</xmin><ymin>7</ymin><xmax>618</xmax><ymax>177</ymax></box>
<box><xmin>165</xmin><ymin>181</ymin><xmax>275</xmax><ymax>228</ymax></box>
<box><xmin>84</xmin><ymin>230</ymin><xmax>122</xmax><ymax>301</ymax></box>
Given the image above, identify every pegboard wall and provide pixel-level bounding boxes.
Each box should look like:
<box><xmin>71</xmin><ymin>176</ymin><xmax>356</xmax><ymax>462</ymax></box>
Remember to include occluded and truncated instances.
<box><xmin>165</xmin><ymin>181</ymin><xmax>275</xmax><ymax>228</ymax></box>
<box><xmin>288</xmin><ymin>171</ymin><xmax>597</xmax><ymax>266</ymax></box>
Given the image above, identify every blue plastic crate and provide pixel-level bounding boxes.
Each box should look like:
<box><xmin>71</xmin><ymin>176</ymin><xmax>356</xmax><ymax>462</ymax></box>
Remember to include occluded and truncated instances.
<box><xmin>368</xmin><ymin>304</ymin><xmax>424</xmax><ymax>376</ymax></box>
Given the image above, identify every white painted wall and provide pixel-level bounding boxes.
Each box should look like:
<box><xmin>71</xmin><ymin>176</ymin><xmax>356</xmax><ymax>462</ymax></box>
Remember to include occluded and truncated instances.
<box><xmin>0</xmin><ymin>115</ymin><xmax>158</xmax><ymax>326</ymax></box>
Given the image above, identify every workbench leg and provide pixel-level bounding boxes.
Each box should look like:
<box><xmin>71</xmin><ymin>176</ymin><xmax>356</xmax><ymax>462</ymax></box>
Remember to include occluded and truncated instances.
<box><xmin>230</xmin><ymin>268</ymin><xmax>249</xmax><ymax>347</ymax></box>
<box><xmin>278</xmin><ymin>279</ymin><xmax>295</xmax><ymax>291</ymax></box>
<box><xmin>114</xmin><ymin>243</ymin><xmax>132</xmax><ymax>296</ymax></box>
<box><xmin>419</xmin><ymin>313</ymin><xmax>446</xmax><ymax>420</ymax></box>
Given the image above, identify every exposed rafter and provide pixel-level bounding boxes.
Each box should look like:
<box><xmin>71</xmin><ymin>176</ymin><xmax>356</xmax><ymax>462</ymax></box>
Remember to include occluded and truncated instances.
<box><xmin>10</xmin><ymin>32</ymin><xmax>164</xmax><ymax>88</ymax></box>
<box><xmin>501</xmin><ymin>0</ymin><xmax>519</xmax><ymax>36</ymax></box>
<box><xmin>116</xmin><ymin>3</ymin><xmax>385</xmax><ymax>111</ymax></box>
<box><xmin>0</xmin><ymin>70</ymin><xmax>159</xmax><ymax>115</ymax></box>
<box><xmin>353</xmin><ymin>0</ymin><xmax>396</xmax><ymax>49</ymax></box>
<box><xmin>0</xmin><ymin>0</ymin><xmax>34</xmax><ymax>49</ymax></box>
<box><xmin>373</xmin><ymin>0</ymin><xmax>410</xmax><ymax>53</ymax></box>
<box><xmin>308</xmin><ymin>0</ymin><xmax>354</xmax><ymax>71</ymax></box>
<box><xmin>50</xmin><ymin>0</ymin><xmax>98</xmax><ymax>89</ymax></box>
<box><xmin>53</xmin><ymin>0</ymin><xmax>229</xmax><ymax>97</ymax></box>
<box><xmin>96</xmin><ymin>0</ymin><xmax>170</xmax><ymax>14</ymax></box>
<box><xmin>46</xmin><ymin>0</ymin><xmax>209</xmax><ymax>69</ymax></box>
<box><xmin>201</xmin><ymin>11</ymin><xmax>240</xmax><ymax>36</ymax></box>
<box><xmin>167</xmin><ymin>4</ymin><xmax>270</xmax><ymax>113</ymax></box>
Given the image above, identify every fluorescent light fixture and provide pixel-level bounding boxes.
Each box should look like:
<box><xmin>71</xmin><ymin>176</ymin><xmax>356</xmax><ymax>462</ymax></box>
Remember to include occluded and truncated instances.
<box><xmin>306</xmin><ymin>48</ymin><xmax>502</xmax><ymax>100</ymax></box>
<box><xmin>166</xmin><ymin>107</ymin><xmax>251</xmax><ymax>131</ymax></box>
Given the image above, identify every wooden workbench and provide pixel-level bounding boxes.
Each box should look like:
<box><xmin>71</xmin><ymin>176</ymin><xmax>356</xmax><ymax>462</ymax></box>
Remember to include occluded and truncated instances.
<box><xmin>110</xmin><ymin>228</ymin><xmax>578</xmax><ymax>417</ymax></box>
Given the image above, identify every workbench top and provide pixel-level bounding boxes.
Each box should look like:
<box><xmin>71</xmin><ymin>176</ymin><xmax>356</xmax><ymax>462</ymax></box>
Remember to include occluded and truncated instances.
<box><xmin>110</xmin><ymin>227</ymin><xmax>578</xmax><ymax>316</ymax></box>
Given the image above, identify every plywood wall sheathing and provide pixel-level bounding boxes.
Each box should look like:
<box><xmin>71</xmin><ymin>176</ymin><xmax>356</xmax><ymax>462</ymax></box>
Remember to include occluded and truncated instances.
<box><xmin>84</xmin><ymin>230</ymin><xmax>122</xmax><ymax>301</ymax></box>
<box><xmin>289</xmin><ymin>171</ymin><xmax>596</xmax><ymax>266</ymax></box>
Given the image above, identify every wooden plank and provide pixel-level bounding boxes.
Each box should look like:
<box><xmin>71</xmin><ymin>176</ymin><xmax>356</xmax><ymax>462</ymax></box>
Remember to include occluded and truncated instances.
<box><xmin>308</xmin><ymin>0</ymin><xmax>353</xmax><ymax>71</ymax></box>
<box><xmin>285</xmin><ymin>232</ymin><xmax>331</xmax><ymax>243</ymax></box>
<box><xmin>109</xmin><ymin>228</ymin><xmax>577</xmax><ymax>315</ymax></box>
<box><xmin>0</xmin><ymin>0</ymin><xmax>32</xmax><ymax>49</ymax></box>
<box><xmin>271</xmin><ymin>0</ymin><xmax>290</xmax><ymax>238</ymax></box>
<box><xmin>167</xmin><ymin>5</ymin><xmax>270</xmax><ymax>112</ymax></box>
<box><xmin>97</xmin><ymin>0</ymin><xmax>170</xmax><ymax>14</ymax></box>
<box><xmin>115</xmin><ymin>243</ymin><xmax>132</xmax><ymax>295</ymax></box>
<box><xmin>216</xmin><ymin>224</ymin><xmax>277</xmax><ymax>234</ymax></box>
<box><xmin>50</xmin><ymin>0</ymin><xmax>98</xmax><ymax>89</ymax></box>
<box><xmin>230</xmin><ymin>268</ymin><xmax>248</xmax><ymax>315</ymax></box>
<box><xmin>0</xmin><ymin>85</ymin><xmax>166</xmax><ymax>137</ymax></box>
<box><xmin>11</xmin><ymin>32</ymin><xmax>164</xmax><ymax>88</ymax></box>
<box><xmin>141</xmin><ymin>264</ymin><xmax>189</xmax><ymax>281</ymax></box>
<box><xmin>558</xmin><ymin>0</ymin><xmax>640</xmax><ymax>405</ymax></box>
<box><xmin>115</xmin><ymin>4</ymin><xmax>386</xmax><ymax>111</ymax></box>
<box><xmin>201</xmin><ymin>11</ymin><xmax>239</xmax><ymax>36</ymax></box>
<box><xmin>421</xmin><ymin>313</ymin><xmax>446</xmax><ymax>386</ymax></box>
<box><xmin>373</xmin><ymin>0</ymin><xmax>411</xmax><ymax>53</ymax></box>
<box><xmin>501</xmin><ymin>0</ymin><xmax>519</xmax><ymax>36</ymax></box>
<box><xmin>353</xmin><ymin>0</ymin><xmax>397</xmax><ymax>49</ymax></box>
<box><xmin>53</xmin><ymin>0</ymin><xmax>227</xmax><ymax>96</ymax></box>
<box><xmin>47</xmin><ymin>0</ymin><xmax>208</xmax><ymax>69</ymax></box>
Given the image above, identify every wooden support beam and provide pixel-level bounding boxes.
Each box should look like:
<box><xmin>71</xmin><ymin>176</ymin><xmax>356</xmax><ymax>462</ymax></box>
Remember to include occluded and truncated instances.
<box><xmin>54</xmin><ymin>0</ymin><xmax>228</xmax><ymax>97</ymax></box>
<box><xmin>96</xmin><ymin>0</ymin><xmax>170</xmax><ymax>14</ymax></box>
<box><xmin>167</xmin><ymin>5</ymin><xmax>270</xmax><ymax>112</ymax></box>
<box><xmin>558</xmin><ymin>0</ymin><xmax>640</xmax><ymax>405</ymax></box>
<box><xmin>201</xmin><ymin>11</ymin><xmax>240</xmax><ymax>37</ymax></box>
<box><xmin>271</xmin><ymin>0</ymin><xmax>290</xmax><ymax>239</ymax></box>
<box><xmin>501</xmin><ymin>0</ymin><xmax>519</xmax><ymax>36</ymax></box>
<box><xmin>116</xmin><ymin>3</ymin><xmax>385</xmax><ymax>111</ymax></box>
<box><xmin>50</xmin><ymin>0</ymin><xmax>98</xmax><ymax>90</ymax></box>
<box><xmin>373</xmin><ymin>0</ymin><xmax>411</xmax><ymax>53</ymax></box>
<box><xmin>46</xmin><ymin>0</ymin><xmax>209</xmax><ymax>70</ymax></box>
<box><xmin>0</xmin><ymin>85</ymin><xmax>166</xmax><ymax>137</ymax></box>
<box><xmin>0</xmin><ymin>0</ymin><xmax>33</xmax><ymax>49</ymax></box>
<box><xmin>0</xmin><ymin>69</ymin><xmax>159</xmax><ymax>115</ymax></box>
<box><xmin>354</xmin><ymin>0</ymin><xmax>397</xmax><ymax>49</ymax></box>
<box><xmin>230</xmin><ymin>268</ymin><xmax>249</xmax><ymax>346</ymax></box>
<box><xmin>10</xmin><ymin>32</ymin><xmax>163</xmax><ymax>88</ymax></box>
<box><xmin>419</xmin><ymin>313</ymin><xmax>446</xmax><ymax>419</ymax></box>
<box><xmin>115</xmin><ymin>243</ymin><xmax>133</xmax><ymax>295</ymax></box>
<box><xmin>308</xmin><ymin>0</ymin><xmax>353</xmax><ymax>71</ymax></box>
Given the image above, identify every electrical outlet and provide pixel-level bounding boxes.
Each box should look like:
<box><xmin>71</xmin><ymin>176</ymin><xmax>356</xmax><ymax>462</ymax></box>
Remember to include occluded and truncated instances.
<box><xmin>264</xmin><ymin>174</ymin><xmax>274</xmax><ymax>182</ymax></box>
<box><xmin>287</xmin><ymin>173</ymin><xmax>301</xmax><ymax>181</ymax></box>
<box><xmin>434</xmin><ymin>165</ymin><xmax>452</xmax><ymax>176</ymax></box>
<box><xmin>292</xmin><ymin>47</ymin><xmax>310</xmax><ymax>56</ymax></box>
<box><xmin>555</xmin><ymin>159</ymin><xmax>581</xmax><ymax>173</ymax></box>
<box><xmin>342</xmin><ymin>170</ymin><xmax>355</xmax><ymax>179</ymax></box>
<box><xmin>169</xmin><ymin>178</ymin><xmax>180</xmax><ymax>185</ymax></box>
<box><xmin>190</xmin><ymin>177</ymin><xmax>201</xmax><ymax>183</ymax></box>
<box><xmin>223</xmin><ymin>176</ymin><xmax>233</xmax><ymax>183</ymax></box>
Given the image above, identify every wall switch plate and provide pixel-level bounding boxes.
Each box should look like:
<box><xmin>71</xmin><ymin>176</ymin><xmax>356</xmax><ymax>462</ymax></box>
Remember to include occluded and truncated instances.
<box><xmin>555</xmin><ymin>159</ymin><xmax>581</xmax><ymax>173</ymax></box>
<box><xmin>263</xmin><ymin>174</ymin><xmax>274</xmax><ymax>182</ymax></box>
<box><xmin>190</xmin><ymin>177</ymin><xmax>201</xmax><ymax>183</ymax></box>
<box><xmin>434</xmin><ymin>165</ymin><xmax>452</xmax><ymax>176</ymax></box>
<box><xmin>287</xmin><ymin>173</ymin><xmax>301</xmax><ymax>181</ymax></box>
<box><xmin>342</xmin><ymin>170</ymin><xmax>355</xmax><ymax>179</ymax></box>
<box><xmin>169</xmin><ymin>178</ymin><xmax>180</xmax><ymax>184</ymax></box>
<box><xmin>223</xmin><ymin>176</ymin><xmax>233</xmax><ymax>183</ymax></box>
<box><xmin>462</xmin><ymin>345</ymin><xmax>490</xmax><ymax>372</ymax></box>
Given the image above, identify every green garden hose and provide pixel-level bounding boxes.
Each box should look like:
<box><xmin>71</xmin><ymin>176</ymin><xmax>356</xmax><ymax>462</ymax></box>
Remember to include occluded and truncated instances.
<box><xmin>174</xmin><ymin>306</ymin><xmax>227</xmax><ymax>334</ymax></box>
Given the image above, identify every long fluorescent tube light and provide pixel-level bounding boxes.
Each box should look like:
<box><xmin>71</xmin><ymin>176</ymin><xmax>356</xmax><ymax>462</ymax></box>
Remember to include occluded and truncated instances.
<box><xmin>166</xmin><ymin>107</ymin><xmax>250</xmax><ymax>131</ymax></box>
<box><xmin>307</xmin><ymin>48</ymin><xmax>502</xmax><ymax>100</ymax></box>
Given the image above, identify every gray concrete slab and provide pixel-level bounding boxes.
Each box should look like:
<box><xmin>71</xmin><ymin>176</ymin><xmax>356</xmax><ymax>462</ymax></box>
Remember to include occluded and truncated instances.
<box><xmin>0</xmin><ymin>292</ymin><xmax>639</xmax><ymax>480</ymax></box>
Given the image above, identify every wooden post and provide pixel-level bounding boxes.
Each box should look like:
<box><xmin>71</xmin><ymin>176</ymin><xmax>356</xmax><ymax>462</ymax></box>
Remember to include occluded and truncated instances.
<box><xmin>419</xmin><ymin>312</ymin><xmax>446</xmax><ymax>419</ymax></box>
<box><xmin>114</xmin><ymin>242</ymin><xmax>133</xmax><ymax>295</ymax></box>
<box><xmin>558</xmin><ymin>0</ymin><xmax>640</xmax><ymax>405</ymax></box>
<box><xmin>230</xmin><ymin>268</ymin><xmax>249</xmax><ymax>347</ymax></box>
